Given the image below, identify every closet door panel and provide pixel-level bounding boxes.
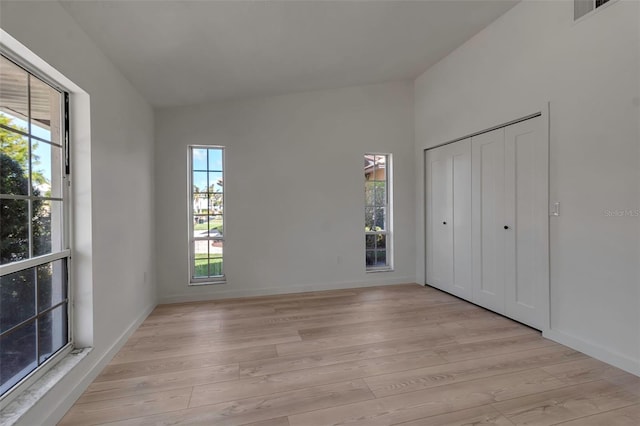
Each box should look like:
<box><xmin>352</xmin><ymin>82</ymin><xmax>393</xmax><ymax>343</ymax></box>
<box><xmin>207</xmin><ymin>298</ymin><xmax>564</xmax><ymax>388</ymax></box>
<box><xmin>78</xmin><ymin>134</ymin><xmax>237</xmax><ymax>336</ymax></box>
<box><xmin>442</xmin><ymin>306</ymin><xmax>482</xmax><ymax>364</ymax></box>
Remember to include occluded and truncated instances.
<box><xmin>425</xmin><ymin>148</ymin><xmax>453</xmax><ymax>291</ymax></box>
<box><xmin>450</xmin><ymin>140</ymin><xmax>472</xmax><ymax>299</ymax></box>
<box><xmin>472</xmin><ymin>128</ymin><xmax>506</xmax><ymax>313</ymax></box>
<box><xmin>504</xmin><ymin>117</ymin><xmax>548</xmax><ymax>329</ymax></box>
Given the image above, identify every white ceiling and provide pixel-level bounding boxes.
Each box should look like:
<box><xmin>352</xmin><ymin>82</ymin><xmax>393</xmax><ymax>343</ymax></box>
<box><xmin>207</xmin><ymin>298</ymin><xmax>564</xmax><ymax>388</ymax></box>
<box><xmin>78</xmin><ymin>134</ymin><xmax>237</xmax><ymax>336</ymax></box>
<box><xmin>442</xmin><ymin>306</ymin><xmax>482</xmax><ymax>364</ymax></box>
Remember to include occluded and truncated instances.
<box><xmin>60</xmin><ymin>0</ymin><xmax>518</xmax><ymax>108</ymax></box>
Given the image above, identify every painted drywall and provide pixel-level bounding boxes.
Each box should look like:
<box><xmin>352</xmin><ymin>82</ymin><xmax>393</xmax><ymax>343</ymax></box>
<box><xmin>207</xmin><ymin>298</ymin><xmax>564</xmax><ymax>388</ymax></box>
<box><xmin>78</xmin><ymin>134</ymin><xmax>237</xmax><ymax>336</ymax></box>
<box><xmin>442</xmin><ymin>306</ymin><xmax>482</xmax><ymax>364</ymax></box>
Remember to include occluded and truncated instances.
<box><xmin>415</xmin><ymin>0</ymin><xmax>640</xmax><ymax>374</ymax></box>
<box><xmin>156</xmin><ymin>81</ymin><xmax>415</xmax><ymax>302</ymax></box>
<box><xmin>1</xmin><ymin>1</ymin><xmax>156</xmax><ymax>424</ymax></box>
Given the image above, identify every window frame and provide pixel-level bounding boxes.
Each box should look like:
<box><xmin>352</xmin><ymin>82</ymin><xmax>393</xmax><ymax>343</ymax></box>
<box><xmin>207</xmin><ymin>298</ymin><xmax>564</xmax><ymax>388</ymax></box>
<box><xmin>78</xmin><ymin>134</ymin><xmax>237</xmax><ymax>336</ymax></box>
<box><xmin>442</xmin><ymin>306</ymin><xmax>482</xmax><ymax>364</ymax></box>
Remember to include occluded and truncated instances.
<box><xmin>187</xmin><ymin>145</ymin><xmax>226</xmax><ymax>285</ymax></box>
<box><xmin>364</xmin><ymin>152</ymin><xmax>393</xmax><ymax>272</ymax></box>
<box><xmin>0</xmin><ymin>51</ymin><xmax>73</xmax><ymax>406</ymax></box>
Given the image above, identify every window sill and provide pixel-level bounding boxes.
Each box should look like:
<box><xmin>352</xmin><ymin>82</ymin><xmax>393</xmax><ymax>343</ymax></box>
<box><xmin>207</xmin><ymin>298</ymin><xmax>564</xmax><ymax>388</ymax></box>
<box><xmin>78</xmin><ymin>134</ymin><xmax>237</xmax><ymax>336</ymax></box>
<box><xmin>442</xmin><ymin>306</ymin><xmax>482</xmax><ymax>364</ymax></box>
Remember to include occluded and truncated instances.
<box><xmin>366</xmin><ymin>268</ymin><xmax>394</xmax><ymax>273</ymax></box>
<box><xmin>189</xmin><ymin>279</ymin><xmax>227</xmax><ymax>286</ymax></box>
<box><xmin>0</xmin><ymin>347</ymin><xmax>91</xmax><ymax>426</ymax></box>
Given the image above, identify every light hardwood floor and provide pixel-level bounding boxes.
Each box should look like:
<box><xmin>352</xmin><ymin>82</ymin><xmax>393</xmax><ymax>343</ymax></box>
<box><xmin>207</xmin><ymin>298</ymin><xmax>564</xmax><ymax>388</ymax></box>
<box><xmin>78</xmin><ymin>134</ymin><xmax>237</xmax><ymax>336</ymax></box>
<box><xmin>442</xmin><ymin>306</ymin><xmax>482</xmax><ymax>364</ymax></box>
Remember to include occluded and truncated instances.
<box><xmin>59</xmin><ymin>284</ymin><xmax>640</xmax><ymax>425</ymax></box>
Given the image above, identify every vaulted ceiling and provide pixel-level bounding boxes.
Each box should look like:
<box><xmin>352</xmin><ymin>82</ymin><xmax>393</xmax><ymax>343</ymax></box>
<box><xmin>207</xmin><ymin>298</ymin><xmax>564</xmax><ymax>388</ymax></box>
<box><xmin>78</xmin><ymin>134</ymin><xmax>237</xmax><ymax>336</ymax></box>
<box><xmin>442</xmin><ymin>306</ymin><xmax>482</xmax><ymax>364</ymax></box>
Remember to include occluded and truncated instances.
<box><xmin>60</xmin><ymin>1</ymin><xmax>518</xmax><ymax>107</ymax></box>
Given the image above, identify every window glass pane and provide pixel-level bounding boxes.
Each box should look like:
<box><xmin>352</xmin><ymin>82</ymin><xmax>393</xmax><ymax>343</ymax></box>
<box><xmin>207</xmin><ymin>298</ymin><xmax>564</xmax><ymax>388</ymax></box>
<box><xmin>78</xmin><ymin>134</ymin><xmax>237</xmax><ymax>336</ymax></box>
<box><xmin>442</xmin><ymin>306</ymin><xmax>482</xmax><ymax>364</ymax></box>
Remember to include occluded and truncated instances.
<box><xmin>208</xmin><ymin>171</ymin><xmax>223</xmax><ymax>192</ymax></box>
<box><xmin>0</xmin><ymin>130</ymin><xmax>29</xmax><ymax>196</ymax></box>
<box><xmin>0</xmin><ymin>321</ymin><xmax>37</xmax><ymax>395</ymax></box>
<box><xmin>193</xmin><ymin>193</ymin><xmax>208</xmax><ymax>215</ymax></box>
<box><xmin>30</xmin><ymin>77</ymin><xmax>60</xmax><ymax>143</ymax></box>
<box><xmin>374</xmin><ymin>182</ymin><xmax>386</xmax><ymax>206</ymax></box>
<box><xmin>209</xmin><ymin>193</ymin><xmax>223</xmax><ymax>215</ymax></box>
<box><xmin>193</xmin><ymin>241</ymin><xmax>209</xmax><ymax>278</ymax></box>
<box><xmin>38</xmin><ymin>304</ymin><xmax>68</xmax><ymax>364</ymax></box>
<box><xmin>375</xmin><ymin>250</ymin><xmax>387</xmax><ymax>267</ymax></box>
<box><xmin>374</xmin><ymin>207</ymin><xmax>386</xmax><ymax>230</ymax></box>
<box><xmin>365</xmin><ymin>153</ymin><xmax>390</xmax><ymax>270</ymax></box>
<box><xmin>365</xmin><ymin>182</ymin><xmax>375</xmax><ymax>206</ymax></box>
<box><xmin>0</xmin><ymin>57</ymin><xmax>29</xmax><ymax>127</ymax></box>
<box><xmin>0</xmin><ymin>199</ymin><xmax>29</xmax><ymax>264</ymax></box>
<box><xmin>0</xmin><ymin>267</ymin><xmax>36</xmax><ymax>332</ymax></box>
<box><xmin>31</xmin><ymin>140</ymin><xmax>62</xmax><ymax>198</ymax></box>
<box><xmin>37</xmin><ymin>260</ymin><xmax>66</xmax><ymax>312</ymax></box>
<box><xmin>1</xmin><ymin>55</ymin><xmax>68</xmax><ymax>398</ymax></box>
<box><xmin>192</xmin><ymin>171</ymin><xmax>207</xmax><ymax>193</ymax></box>
<box><xmin>190</xmin><ymin>146</ymin><xmax>224</xmax><ymax>281</ymax></box>
<box><xmin>32</xmin><ymin>200</ymin><xmax>63</xmax><ymax>257</ymax></box>
<box><xmin>365</xmin><ymin>250</ymin><xmax>375</xmax><ymax>267</ymax></box>
<box><xmin>374</xmin><ymin>155</ymin><xmax>386</xmax><ymax>181</ymax></box>
<box><xmin>208</xmin><ymin>215</ymin><xmax>223</xmax><ymax>234</ymax></box>
<box><xmin>193</xmin><ymin>215</ymin><xmax>208</xmax><ymax>232</ymax></box>
<box><xmin>365</xmin><ymin>234</ymin><xmax>375</xmax><ymax>250</ymax></box>
<box><xmin>208</xmin><ymin>149</ymin><xmax>223</xmax><ymax>171</ymax></box>
<box><xmin>192</xmin><ymin>148</ymin><xmax>207</xmax><ymax>171</ymax></box>
<box><xmin>209</xmin><ymin>241</ymin><xmax>223</xmax><ymax>276</ymax></box>
<box><xmin>364</xmin><ymin>207</ymin><xmax>374</xmax><ymax>231</ymax></box>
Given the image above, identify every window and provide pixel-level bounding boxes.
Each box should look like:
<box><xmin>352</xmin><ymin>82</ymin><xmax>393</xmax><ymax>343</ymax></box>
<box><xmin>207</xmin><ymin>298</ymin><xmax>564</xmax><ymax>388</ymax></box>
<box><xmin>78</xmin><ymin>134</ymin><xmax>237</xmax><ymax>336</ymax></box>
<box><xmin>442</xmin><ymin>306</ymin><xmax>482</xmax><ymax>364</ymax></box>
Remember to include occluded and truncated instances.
<box><xmin>188</xmin><ymin>146</ymin><xmax>225</xmax><ymax>284</ymax></box>
<box><xmin>574</xmin><ymin>0</ymin><xmax>614</xmax><ymax>20</ymax></box>
<box><xmin>364</xmin><ymin>153</ymin><xmax>392</xmax><ymax>271</ymax></box>
<box><xmin>0</xmin><ymin>54</ymin><xmax>71</xmax><ymax>398</ymax></box>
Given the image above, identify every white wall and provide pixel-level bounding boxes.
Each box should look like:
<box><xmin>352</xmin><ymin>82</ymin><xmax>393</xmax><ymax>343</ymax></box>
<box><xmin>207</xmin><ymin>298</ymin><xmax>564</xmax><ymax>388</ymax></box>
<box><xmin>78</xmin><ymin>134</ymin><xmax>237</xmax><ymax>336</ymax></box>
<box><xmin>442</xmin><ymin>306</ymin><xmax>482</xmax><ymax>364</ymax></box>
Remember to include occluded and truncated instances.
<box><xmin>415</xmin><ymin>0</ymin><xmax>640</xmax><ymax>374</ymax></box>
<box><xmin>1</xmin><ymin>1</ymin><xmax>157</xmax><ymax>424</ymax></box>
<box><xmin>156</xmin><ymin>81</ymin><xmax>415</xmax><ymax>302</ymax></box>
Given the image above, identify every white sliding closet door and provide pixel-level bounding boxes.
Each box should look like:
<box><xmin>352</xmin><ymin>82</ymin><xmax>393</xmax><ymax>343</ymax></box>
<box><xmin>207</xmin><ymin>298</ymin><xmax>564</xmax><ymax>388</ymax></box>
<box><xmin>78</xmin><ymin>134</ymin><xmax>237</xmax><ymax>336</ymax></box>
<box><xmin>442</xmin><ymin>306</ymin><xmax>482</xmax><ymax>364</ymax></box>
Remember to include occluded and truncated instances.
<box><xmin>504</xmin><ymin>117</ymin><xmax>548</xmax><ymax>329</ymax></box>
<box><xmin>425</xmin><ymin>139</ymin><xmax>472</xmax><ymax>299</ymax></box>
<box><xmin>426</xmin><ymin>114</ymin><xmax>548</xmax><ymax>330</ymax></box>
<box><xmin>471</xmin><ymin>128</ymin><xmax>507</xmax><ymax>313</ymax></box>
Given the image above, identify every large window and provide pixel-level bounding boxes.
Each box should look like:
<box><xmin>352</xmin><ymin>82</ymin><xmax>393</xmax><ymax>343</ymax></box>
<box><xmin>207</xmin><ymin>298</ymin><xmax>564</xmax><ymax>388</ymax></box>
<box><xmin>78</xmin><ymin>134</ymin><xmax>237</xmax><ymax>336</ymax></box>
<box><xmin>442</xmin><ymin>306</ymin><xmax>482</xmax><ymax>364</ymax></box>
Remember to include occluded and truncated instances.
<box><xmin>188</xmin><ymin>146</ymin><xmax>225</xmax><ymax>284</ymax></box>
<box><xmin>0</xmin><ymin>54</ymin><xmax>70</xmax><ymax>397</ymax></box>
<box><xmin>364</xmin><ymin>153</ymin><xmax>392</xmax><ymax>271</ymax></box>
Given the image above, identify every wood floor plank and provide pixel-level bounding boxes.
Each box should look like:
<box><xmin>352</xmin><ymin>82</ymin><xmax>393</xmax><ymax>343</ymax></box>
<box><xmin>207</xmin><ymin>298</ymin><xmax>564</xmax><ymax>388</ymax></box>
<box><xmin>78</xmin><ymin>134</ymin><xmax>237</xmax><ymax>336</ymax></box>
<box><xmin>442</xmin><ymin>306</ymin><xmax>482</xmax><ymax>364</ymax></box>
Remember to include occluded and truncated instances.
<box><xmin>554</xmin><ymin>404</ymin><xmax>640</xmax><ymax>426</ymax></box>
<box><xmin>242</xmin><ymin>417</ymin><xmax>290</xmax><ymax>426</ymax></box>
<box><xmin>78</xmin><ymin>363</ymin><xmax>238</xmax><ymax>404</ymax></box>
<box><xmin>190</xmin><ymin>350</ymin><xmax>446</xmax><ymax>407</ymax></box>
<box><xmin>276</xmin><ymin>325</ymin><xmax>455</xmax><ymax>356</ymax></box>
<box><xmin>491</xmin><ymin>380</ymin><xmax>640</xmax><ymax>425</ymax></box>
<box><xmin>131</xmin><ymin>327</ymin><xmax>300</xmax><ymax>349</ymax></box>
<box><xmin>102</xmin><ymin>380</ymin><xmax>373</xmax><ymax>426</ymax></box>
<box><xmin>221</xmin><ymin>302</ymin><xmax>473</xmax><ymax>333</ymax></box>
<box><xmin>434</xmin><ymin>333</ymin><xmax>557</xmax><ymax>363</ymax></box>
<box><xmin>111</xmin><ymin>333</ymin><xmax>300</xmax><ymax>364</ymax></box>
<box><xmin>288</xmin><ymin>369</ymin><xmax>565</xmax><ymax>426</ymax></box>
<box><xmin>241</xmin><ymin>334</ymin><xmax>461</xmax><ymax>377</ymax></box>
<box><xmin>364</xmin><ymin>345</ymin><xmax>585</xmax><ymax>398</ymax></box>
<box><xmin>59</xmin><ymin>284</ymin><xmax>639</xmax><ymax>426</ymax></box>
<box><xmin>440</xmin><ymin>320</ymin><xmax>539</xmax><ymax>344</ymax></box>
<box><xmin>541</xmin><ymin>357</ymin><xmax>630</xmax><ymax>385</ymax></box>
<box><xmin>97</xmin><ymin>345</ymin><xmax>276</xmax><ymax>381</ymax></box>
<box><xmin>393</xmin><ymin>405</ymin><xmax>514</xmax><ymax>426</ymax></box>
<box><xmin>58</xmin><ymin>388</ymin><xmax>192</xmax><ymax>426</ymax></box>
<box><xmin>604</xmin><ymin>373</ymin><xmax>640</xmax><ymax>397</ymax></box>
<box><xmin>297</xmin><ymin>305</ymin><xmax>492</xmax><ymax>341</ymax></box>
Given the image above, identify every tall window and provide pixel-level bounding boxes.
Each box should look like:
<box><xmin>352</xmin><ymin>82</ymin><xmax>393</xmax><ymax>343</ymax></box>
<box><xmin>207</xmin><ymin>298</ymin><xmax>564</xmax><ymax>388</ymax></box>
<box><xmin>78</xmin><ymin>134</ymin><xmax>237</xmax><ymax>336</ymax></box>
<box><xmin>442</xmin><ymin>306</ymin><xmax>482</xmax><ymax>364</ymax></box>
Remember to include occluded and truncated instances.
<box><xmin>364</xmin><ymin>153</ymin><xmax>392</xmax><ymax>271</ymax></box>
<box><xmin>0</xmin><ymin>54</ymin><xmax>70</xmax><ymax>397</ymax></box>
<box><xmin>188</xmin><ymin>146</ymin><xmax>225</xmax><ymax>284</ymax></box>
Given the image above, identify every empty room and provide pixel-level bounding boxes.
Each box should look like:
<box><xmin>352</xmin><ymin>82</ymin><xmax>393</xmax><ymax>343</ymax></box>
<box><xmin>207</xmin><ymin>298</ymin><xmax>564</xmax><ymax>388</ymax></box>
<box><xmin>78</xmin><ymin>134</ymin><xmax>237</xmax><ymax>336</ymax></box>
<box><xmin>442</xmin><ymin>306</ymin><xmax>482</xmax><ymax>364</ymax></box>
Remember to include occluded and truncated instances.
<box><xmin>0</xmin><ymin>0</ymin><xmax>639</xmax><ymax>425</ymax></box>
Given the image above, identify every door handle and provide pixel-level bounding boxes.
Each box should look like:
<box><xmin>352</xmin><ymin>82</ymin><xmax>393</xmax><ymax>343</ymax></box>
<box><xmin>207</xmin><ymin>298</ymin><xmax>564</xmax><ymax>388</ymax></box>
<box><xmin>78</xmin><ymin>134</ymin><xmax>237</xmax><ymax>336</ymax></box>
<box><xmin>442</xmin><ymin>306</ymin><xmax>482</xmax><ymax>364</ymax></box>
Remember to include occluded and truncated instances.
<box><xmin>504</xmin><ymin>225</ymin><xmax>510</xmax><ymax>230</ymax></box>
<box><xmin>443</xmin><ymin>221</ymin><xmax>447</xmax><ymax>225</ymax></box>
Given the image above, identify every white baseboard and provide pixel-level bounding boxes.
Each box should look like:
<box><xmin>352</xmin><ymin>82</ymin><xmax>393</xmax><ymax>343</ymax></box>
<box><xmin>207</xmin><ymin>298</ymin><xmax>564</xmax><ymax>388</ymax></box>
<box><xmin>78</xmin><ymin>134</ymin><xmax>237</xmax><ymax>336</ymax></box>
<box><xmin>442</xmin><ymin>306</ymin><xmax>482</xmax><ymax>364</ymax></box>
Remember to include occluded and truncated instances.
<box><xmin>15</xmin><ymin>302</ymin><xmax>157</xmax><ymax>426</ymax></box>
<box><xmin>543</xmin><ymin>329</ymin><xmax>640</xmax><ymax>377</ymax></box>
<box><xmin>159</xmin><ymin>276</ymin><xmax>417</xmax><ymax>304</ymax></box>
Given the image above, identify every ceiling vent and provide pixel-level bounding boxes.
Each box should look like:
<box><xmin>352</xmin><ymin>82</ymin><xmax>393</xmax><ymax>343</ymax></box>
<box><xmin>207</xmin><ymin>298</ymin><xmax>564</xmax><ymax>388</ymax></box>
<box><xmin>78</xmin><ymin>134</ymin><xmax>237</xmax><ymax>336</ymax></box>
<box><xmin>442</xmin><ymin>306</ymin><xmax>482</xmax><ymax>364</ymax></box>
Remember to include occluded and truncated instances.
<box><xmin>575</xmin><ymin>0</ymin><xmax>612</xmax><ymax>20</ymax></box>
